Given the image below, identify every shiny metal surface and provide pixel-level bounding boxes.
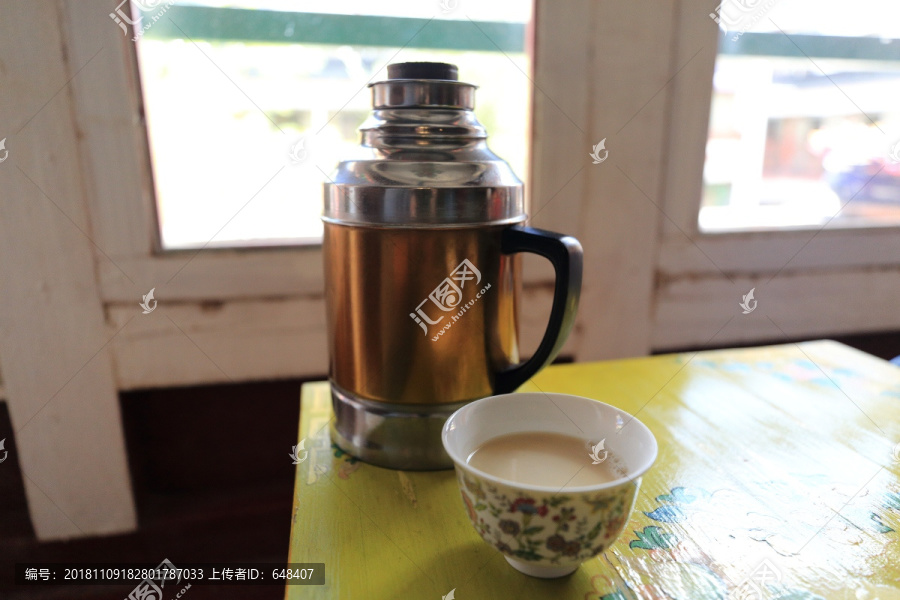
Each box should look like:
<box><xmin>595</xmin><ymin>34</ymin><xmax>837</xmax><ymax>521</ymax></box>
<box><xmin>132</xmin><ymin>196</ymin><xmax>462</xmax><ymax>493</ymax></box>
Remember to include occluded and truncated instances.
<box><xmin>329</xmin><ymin>383</ymin><xmax>469</xmax><ymax>470</ymax></box>
<box><xmin>324</xmin><ymin>223</ymin><xmax>519</xmax><ymax>406</ymax></box>
<box><xmin>322</xmin><ymin>183</ymin><xmax>525</xmax><ymax>227</ymax></box>
<box><xmin>323</xmin><ymin>82</ymin><xmax>523</xmax><ymax>227</ymax></box>
<box><xmin>360</xmin><ymin>107</ymin><xmax>486</xmax><ymax>148</ymax></box>
<box><xmin>371</xmin><ymin>80</ymin><xmax>475</xmax><ymax>109</ymax></box>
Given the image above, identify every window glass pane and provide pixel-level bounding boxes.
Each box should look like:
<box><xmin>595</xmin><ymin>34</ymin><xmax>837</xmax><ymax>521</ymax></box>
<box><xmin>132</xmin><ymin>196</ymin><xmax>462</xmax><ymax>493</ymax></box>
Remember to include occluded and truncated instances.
<box><xmin>132</xmin><ymin>1</ymin><xmax>531</xmax><ymax>249</ymax></box>
<box><xmin>702</xmin><ymin>0</ymin><xmax>900</xmax><ymax>232</ymax></box>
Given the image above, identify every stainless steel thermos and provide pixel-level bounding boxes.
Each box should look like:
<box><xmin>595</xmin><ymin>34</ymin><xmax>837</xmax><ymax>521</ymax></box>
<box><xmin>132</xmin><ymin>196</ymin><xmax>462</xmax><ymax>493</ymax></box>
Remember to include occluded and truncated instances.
<box><xmin>322</xmin><ymin>62</ymin><xmax>583</xmax><ymax>469</ymax></box>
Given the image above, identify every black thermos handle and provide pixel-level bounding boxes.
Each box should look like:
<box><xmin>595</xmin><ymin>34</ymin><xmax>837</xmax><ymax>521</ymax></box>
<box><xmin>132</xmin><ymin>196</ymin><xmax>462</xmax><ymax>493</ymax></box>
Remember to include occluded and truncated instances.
<box><xmin>494</xmin><ymin>226</ymin><xmax>583</xmax><ymax>394</ymax></box>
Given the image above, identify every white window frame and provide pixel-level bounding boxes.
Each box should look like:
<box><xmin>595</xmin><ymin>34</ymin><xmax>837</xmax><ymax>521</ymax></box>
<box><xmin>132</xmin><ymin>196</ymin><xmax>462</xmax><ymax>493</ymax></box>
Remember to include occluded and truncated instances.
<box><xmin>652</xmin><ymin>0</ymin><xmax>900</xmax><ymax>351</ymax></box>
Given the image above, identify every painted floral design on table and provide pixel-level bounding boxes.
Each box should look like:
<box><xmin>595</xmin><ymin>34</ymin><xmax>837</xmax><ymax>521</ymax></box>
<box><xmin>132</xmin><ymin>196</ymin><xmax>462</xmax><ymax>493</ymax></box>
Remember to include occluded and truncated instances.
<box><xmin>457</xmin><ymin>471</ymin><xmax>634</xmax><ymax>564</ymax></box>
<box><xmin>331</xmin><ymin>443</ymin><xmax>361</xmax><ymax>480</ymax></box>
<box><xmin>307</xmin><ymin>442</ymin><xmax>361</xmax><ymax>483</ymax></box>
<box><xmin>587</xmin><ymin>486</ymin><xmax>900</xmax><ymax>600</ymax></box>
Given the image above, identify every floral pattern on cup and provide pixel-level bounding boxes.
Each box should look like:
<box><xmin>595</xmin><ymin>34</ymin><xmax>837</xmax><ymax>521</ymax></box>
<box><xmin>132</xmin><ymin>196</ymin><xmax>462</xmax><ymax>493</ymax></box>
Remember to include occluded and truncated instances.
<box><xmin>456</xmin><ymin>469</ymin><xmax>638</xmax><ymax>565</ymax></box>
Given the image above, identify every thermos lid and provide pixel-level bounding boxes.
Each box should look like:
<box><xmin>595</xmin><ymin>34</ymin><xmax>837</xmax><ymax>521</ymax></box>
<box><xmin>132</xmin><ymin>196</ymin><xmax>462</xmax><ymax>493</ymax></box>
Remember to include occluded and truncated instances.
<box><xmin>371</xmin><ymin>61</ymin><xmax>474</xmax><ymax>110</ymax></box>
<box><xmin>387</xmin><ymin>62</ymin><xmax>458</xmax><ymax>81</ymax></box>
<box><xmin>323</xmin><ymin>62</ymin><xmax>524</xmax><ymax>227</ymax></box>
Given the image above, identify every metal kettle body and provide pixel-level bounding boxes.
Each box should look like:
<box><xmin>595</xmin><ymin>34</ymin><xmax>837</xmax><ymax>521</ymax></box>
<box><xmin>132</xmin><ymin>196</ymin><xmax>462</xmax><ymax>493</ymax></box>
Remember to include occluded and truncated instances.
<box><xmin>323</xmin><ymin>62</ymin><xmax>583</xmax><ymax>470</ymax></box>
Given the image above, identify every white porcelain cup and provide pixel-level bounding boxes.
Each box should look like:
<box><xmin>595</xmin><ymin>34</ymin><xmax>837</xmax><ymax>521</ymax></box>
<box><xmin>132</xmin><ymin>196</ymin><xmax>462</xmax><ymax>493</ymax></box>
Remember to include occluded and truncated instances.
<box><xmin>442</xmin><ymin>392</ymin><xmax>658</xmax><ymax>578</ymax></box>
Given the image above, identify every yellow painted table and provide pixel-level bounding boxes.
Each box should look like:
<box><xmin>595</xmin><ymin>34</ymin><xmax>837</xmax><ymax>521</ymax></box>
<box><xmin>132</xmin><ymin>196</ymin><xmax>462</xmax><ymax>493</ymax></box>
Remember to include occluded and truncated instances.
<box><xmin>286</xmin><ymin>341</ymin><xmax>900</xmax><ymax>599</ymax></box>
